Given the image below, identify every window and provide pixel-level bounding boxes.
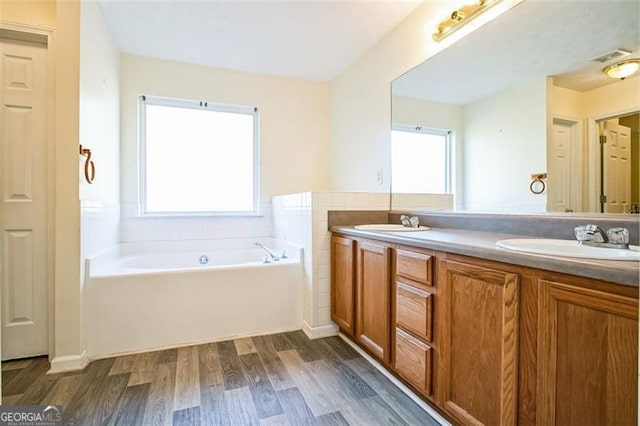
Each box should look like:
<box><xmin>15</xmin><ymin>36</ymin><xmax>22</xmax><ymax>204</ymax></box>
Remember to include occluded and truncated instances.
<box><xmin>391</xmin><ymin>125</ymin><xmax>451</xmax><ymax>194</ymax></box>
<box><xmin>139</xmin><ymin>95</ymin><xmax>259</xmax><ymax>215</ymax></box>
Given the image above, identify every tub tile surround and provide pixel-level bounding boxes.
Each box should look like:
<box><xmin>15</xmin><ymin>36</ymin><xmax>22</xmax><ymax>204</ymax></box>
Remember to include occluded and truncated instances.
<box><xmin>273</xmin><ymin>191</ymin><xmax>399</xmax><ymax>339</ymax></box>
<box><xmin>119</xmin><ymin>202</ymin><xmax>273</xmax><ymax>242</ymax></box>
<box><xmin>81</xmin><ymin>200</ymin><xmax>120</xmax><ymax>260</ymax></box>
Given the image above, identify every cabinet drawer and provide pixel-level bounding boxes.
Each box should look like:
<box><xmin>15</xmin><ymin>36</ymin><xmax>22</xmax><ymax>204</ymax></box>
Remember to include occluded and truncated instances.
<box><xmin>396</xmin><ymin>249</ymin><xmax>433</xmax><ymax>286</ymax></box>
<box><xmin>396</xmin><ymin>281</ymin><xmax>433</xmax><ymax>342</ymax></box>
<box><xmin>395</xmin><ymin>328</ymin><xmax>432</xmax><ymax>396</ymax></box>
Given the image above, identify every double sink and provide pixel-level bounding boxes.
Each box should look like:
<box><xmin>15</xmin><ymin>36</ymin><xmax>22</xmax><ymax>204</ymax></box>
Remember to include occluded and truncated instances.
<box><xmin>354</xmin><ymin>224</ymin><xmax>640</xmax><ymax>261</ymax></box>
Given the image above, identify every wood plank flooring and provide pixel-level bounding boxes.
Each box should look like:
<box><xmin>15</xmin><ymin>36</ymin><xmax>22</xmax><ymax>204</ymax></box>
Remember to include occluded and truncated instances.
<box><xmin>1</xmin><ymin>332</ymin><xmax>440</xmax><ymax>425</ymax></box>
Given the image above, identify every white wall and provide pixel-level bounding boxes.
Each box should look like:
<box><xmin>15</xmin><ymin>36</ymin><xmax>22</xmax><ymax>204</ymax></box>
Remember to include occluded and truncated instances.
<box><xmin>463</xmin><ymin>78</ymin><xmax>547</xmax><ymax>212</ymax></box>
<box><xmin>79</xmin><ymin>1</ymin><xmax>120</xmax><ymax>261</ymax></box>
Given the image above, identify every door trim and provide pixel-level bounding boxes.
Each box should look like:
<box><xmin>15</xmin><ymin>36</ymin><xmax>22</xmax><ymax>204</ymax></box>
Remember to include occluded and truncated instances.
<box><xmin>0</xmin><ymin>21</ymin><xmax>56</xmax><ymax>363</ymax></box>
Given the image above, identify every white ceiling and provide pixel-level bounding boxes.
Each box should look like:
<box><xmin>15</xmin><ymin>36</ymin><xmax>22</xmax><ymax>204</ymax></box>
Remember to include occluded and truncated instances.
<box><xmin>392</xmin><ymin>0</ymin><xmax>640</xmax><ymax>105</ymax></box>
<box><xmin>97</xmin><ymin>0</ymin><xmax>423</xmax><ymax>82</ymax></box>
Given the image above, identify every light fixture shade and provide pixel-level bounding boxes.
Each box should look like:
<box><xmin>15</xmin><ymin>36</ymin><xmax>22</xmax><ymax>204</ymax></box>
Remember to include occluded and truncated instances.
<box><xmin>603</xmin><ymin>59</ymin><xmax>640</xmax><ymax>79</ymax></box>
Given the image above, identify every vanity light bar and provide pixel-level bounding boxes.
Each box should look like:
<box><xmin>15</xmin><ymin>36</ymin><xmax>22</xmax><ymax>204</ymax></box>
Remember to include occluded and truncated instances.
<box><xmin>433</xmin><ymin>0</ymin><xmax>503</xmax><ymax>42</ymax></box>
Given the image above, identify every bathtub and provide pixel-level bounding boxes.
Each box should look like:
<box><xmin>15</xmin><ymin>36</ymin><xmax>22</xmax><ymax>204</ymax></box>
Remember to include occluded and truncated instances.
<box><xmin>85</xmin><ymin>238</ymin><xmax>303</xmax><ymax>358</ymax></box>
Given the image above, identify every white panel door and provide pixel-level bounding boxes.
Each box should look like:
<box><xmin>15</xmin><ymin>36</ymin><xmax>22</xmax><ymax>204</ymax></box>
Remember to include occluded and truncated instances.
<box><xmin>602</xmin><ymin>120</ymin><xmax>631</xmax><ymax>213</ymax></box>
<box><xmin>0</xmin><ymin>39</ymin><xmax>48</xmax><ymax>360</ymax></box>
<box><xmin>548</xmin><ymin>121</ymin><xmax>573</xmax><ymax>212</ymax></box>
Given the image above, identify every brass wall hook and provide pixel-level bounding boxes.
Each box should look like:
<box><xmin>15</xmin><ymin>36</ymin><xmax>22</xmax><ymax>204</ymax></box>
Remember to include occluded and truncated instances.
<box><xmin>79</xmin><ymin>144</ymin><xmax>95</xmax><ymax>184</ymax></box>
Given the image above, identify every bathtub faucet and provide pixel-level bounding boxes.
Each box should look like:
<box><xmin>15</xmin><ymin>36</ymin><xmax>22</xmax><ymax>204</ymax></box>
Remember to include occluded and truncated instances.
<box><xmin>255</xmin><ymin>242</ymin><xmax>282</xmax><ymax>263</ymax></box>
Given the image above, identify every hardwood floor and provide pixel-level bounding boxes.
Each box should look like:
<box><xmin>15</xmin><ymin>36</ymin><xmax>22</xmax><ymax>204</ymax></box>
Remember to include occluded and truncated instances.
<box><xmin>1</xmin><ymin>331</ymin><xmax>440</xmax><ymax>425</ymax></box>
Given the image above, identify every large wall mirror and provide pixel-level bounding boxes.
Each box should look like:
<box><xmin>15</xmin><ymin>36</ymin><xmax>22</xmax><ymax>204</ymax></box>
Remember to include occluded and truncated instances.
<box><xmin>391</xmin><ymin>1</ymin><xmax>639</xmax><ymax>214</ymax></box>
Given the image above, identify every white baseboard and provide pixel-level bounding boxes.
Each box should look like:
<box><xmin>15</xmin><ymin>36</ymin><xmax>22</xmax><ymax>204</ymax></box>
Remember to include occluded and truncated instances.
<box><xmin>302</xmin><ymin>321</ymin><xmax>339</xmax><ymax>339</ymax></box>
<box><xmin>48</xmin><ymin>350</ymin><xmax>88</xmax><ymax>374</ymax></box>
<box><xmin>338</xmin><ymin>333</ymin><xmax>450</xmax><ymax>426</ymax></box>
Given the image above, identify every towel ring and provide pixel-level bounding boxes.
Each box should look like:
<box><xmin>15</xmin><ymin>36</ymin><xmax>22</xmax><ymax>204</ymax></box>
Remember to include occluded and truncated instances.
<box><xmin>79</xmin><ymin>145</ymin><xmax>95</xmax><ymax>184</ymax></box>
<box><xmin>530</xmin><ymin>172</ymin><xmax>547</xmax><ymax>195</ymax></box>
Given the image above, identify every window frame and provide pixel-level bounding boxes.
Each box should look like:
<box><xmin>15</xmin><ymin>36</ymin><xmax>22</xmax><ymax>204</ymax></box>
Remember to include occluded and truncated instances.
<box><xmin>391</xmin><ymin>124</ymin><xmax>452</xmax><ymax>194</ymax></box>
<box><xmin>138</xmin><ymin>94</ymin><xmax>260</xmax><ymax>217</ymax></box>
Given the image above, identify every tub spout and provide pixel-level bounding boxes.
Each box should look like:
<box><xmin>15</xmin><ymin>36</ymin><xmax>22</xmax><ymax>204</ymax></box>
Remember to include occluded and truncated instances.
<box><xmin>255</xmin><ymin>242</ymin><xmax>280</xmax><ymax>262</ymax></box>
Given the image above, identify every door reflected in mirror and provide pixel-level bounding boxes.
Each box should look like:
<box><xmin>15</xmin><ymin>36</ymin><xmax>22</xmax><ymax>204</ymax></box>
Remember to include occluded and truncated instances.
<box><xmin>390</xmin><ymin>0</ymin><xmax>640</xmax><ymax>215</ymax></box>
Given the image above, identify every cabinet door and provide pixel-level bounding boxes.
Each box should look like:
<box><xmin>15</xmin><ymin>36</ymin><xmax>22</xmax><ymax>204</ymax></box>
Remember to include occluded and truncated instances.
<box><xmin>537</xmin><ymin>280</ymin><xmax>638</xmax><ymax>425</ymax></box>
<box><xmin>438</xmin><ymin>258</ymin><xmax>519</xmax><ymax>426</ymax></box>
<box><xmin>356</xmin><ymin>241</ymin><xmax>391</xmax><ymax>363</ymax></box>
<box><xmin>331</xmin><ymin>236</ymin><xmax>356</xmax><ymax>335</ymax></box>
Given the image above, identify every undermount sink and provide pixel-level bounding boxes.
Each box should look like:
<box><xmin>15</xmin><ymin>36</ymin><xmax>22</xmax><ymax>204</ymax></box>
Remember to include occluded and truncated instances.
<box><xmin>354</xmin><ymin>224</ymin><xmax>430</xmax><ymax>232</ymax></box>
<box><xmin>496</xmin><ymin>239</ymin><xmax>640</xmax><ymax>261</ymax></box>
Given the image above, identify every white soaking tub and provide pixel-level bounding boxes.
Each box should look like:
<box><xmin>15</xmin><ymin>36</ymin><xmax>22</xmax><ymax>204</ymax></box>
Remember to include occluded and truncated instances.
<box><xmin>85</xmin><ymin>238</ymin><xmax>303</xmax><ymax>358</ymax></box>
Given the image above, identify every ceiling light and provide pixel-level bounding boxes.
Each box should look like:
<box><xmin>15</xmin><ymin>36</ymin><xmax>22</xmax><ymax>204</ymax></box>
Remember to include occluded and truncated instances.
<box><xmin>603</xmin><ymin>59</ymin><xmax>640</xmax><ymax>80</ymax></box>
<box><xmin>433</xmin><ymin>0</ymin><xmax>503</xmax><ymax>42</ymax></box>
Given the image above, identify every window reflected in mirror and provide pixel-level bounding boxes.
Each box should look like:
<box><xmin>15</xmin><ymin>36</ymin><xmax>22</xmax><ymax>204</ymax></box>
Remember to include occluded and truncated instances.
<box><xmin>391</xmin><ymin>125</ymin><xmax>455</xmax><ymax>211</ymax></box>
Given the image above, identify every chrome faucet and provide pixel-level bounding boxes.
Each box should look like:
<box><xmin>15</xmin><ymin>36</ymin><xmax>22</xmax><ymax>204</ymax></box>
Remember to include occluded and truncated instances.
<box><xmin>254</xmin><ymin>242</ymin><xmax>288</xmax><ymax>263</ymax></box>
<box><xmin>255</xmin><ymin>242</ymin><xmax>279</xmax><ymax>262</ymax></box>
<box><xmin>400</xmin><ymin>215</ymin><xmax>420</xmax><ymax>228</ymax></box>
<box><xmin>574</xmin><ymin>225</ymin><xmax>630</xmax><ymax>249</ymax></box>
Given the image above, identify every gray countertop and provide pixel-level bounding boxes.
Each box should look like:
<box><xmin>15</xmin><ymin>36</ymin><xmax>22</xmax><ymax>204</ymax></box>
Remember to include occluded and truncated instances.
<box><xmin>330</xmin><ymin>225</ymin><xmax>640</xmax><ymax>287</ymax></box>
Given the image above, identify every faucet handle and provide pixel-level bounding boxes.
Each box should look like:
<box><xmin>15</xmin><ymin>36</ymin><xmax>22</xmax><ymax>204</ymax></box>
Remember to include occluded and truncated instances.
<box><xmin>574</xmin><ymin>226</ymin><xmax>590</xmax><ymax>242</ymax></box>
<box><xmin>607</xmin><ymin>228</ymin><xmax>629</xmax><ymax>245</ymax></box>
<box><xmin>583</xmin><ymin>224</ymin><xmax>607</xmax><ymax>243</ymax></box>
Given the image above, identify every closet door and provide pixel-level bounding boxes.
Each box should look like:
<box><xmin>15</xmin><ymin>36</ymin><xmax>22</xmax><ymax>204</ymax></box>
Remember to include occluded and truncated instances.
<box><xmin>1</xmin><ymin>37</ymin><xmax>49</xmax><ymax>360</ymax></box>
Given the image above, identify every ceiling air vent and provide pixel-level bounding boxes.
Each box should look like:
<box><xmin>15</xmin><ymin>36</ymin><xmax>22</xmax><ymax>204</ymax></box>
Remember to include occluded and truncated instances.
<box><xmin>591</xmin><ymin>49</ymin><xmax>632</xmax><ymax>63</ymax></box>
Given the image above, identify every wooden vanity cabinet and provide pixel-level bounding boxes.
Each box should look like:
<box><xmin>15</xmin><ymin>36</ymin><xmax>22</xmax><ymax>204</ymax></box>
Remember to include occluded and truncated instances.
<box><xmin>330</xmin><ymin>235</ymin><xmax>356</xmax><ymax>335</ymax></box>
<box><xmin>393</xmin><ymin>248</ymin><xmax>436</xmax><ymax>397</ymax></box>
<box><xmin>330</xmin><ymin>233</ymin><xmax>639</xmax><ymax>426</ymax></box>
<box><xmin>437</xmin><ymin>256</ymin><xmax>520</xmax><ymax>426</ymax></box>
<box><xmin>355</xmin><ymin>240</ymin><xmax>392</xmax><ymax>363</ymax></box>
<box><xmin>537</xmin><ymin>279</ymin><xmax>638</xmax><ymax>426</ymax></box>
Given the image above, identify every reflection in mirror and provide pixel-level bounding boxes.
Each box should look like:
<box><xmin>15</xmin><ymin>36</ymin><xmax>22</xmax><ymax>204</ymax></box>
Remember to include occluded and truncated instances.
<box><xmin>390</xmin><ymin>1</ymin><xmax>640</xmax><ymax>214</ymax></box>
<box><xmin>391</xmin><ymin>125</ymin><xmax>453</xmax><ymax>210</ymax></box>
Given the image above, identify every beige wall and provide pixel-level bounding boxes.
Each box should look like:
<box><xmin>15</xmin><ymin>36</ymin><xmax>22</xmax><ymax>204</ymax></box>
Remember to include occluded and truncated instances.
<box><xmin>120</xmin><ymin>54</ymin><xmax>331</xmax><ymax>205</ymax></box>
<box><xmin>1</xmin><ymin>0</ymin><xmax>56</xmax><ymax>28</ymax></box>
<box><xmin>582</xmin><ymin>76</ymin><xmax>640</xmax><ymax>118</ymax></box>
<box><xmin>549</xmin><ymin>77</ymin><xmax>640</xmax><ymax>211</ymax></box>
<box><xmin>1</xmin><ymin>0</ymin><xmax>82</xmax><ymax>365</ymax></box>
<box><xmin>53</xmin><ymin>0</ymin><xmax>82</xmax><ymax>362</ymax></box>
